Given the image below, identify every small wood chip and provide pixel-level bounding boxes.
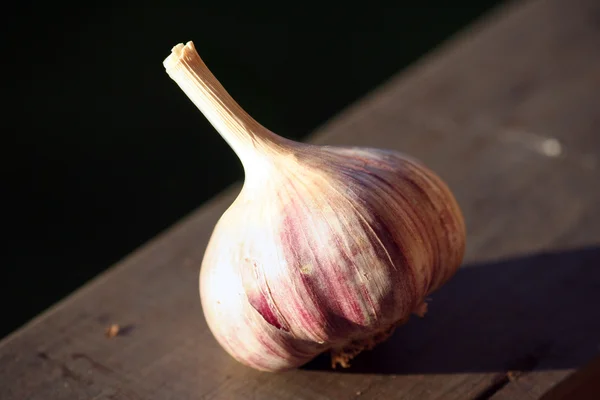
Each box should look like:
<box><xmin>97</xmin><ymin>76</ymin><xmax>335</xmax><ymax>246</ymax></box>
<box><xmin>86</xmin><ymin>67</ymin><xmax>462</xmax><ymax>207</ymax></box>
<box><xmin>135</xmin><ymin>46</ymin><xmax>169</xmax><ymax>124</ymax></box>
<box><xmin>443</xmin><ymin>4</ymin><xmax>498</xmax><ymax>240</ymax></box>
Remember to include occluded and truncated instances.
<box><xmin>105</xmin><ymin>324</ymin><xmax>120</xmax><ymax>338</ymax></box>
<box><xmin>507</xmin><ymin>370</ymin><xmax>520</xmax><ymax>381</ymax></box>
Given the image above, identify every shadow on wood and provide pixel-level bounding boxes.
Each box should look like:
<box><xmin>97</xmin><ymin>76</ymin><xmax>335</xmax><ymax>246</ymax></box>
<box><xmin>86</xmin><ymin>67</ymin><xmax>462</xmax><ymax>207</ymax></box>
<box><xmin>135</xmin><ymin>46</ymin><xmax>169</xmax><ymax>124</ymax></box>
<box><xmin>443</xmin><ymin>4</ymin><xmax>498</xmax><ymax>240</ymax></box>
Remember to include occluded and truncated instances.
<box><xmin>302</xmin><ymin>246</ymin><xmax>600</xmax><ymax>374</ymax></box>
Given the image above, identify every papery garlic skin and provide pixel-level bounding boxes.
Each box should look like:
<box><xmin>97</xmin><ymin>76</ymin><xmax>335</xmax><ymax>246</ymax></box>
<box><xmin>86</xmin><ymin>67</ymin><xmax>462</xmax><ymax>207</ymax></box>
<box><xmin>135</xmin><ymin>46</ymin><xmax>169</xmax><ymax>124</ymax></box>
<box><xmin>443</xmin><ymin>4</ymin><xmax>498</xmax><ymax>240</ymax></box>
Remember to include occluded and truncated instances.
<box><xmin>200</xmin><ymin>146</ymin><xmax>465</xmax><ymax>371</ymax></box>
<box><xmin>165</xmin><ymin>42</ymin><xmax>466</xmax><ymax>372</ymax></box>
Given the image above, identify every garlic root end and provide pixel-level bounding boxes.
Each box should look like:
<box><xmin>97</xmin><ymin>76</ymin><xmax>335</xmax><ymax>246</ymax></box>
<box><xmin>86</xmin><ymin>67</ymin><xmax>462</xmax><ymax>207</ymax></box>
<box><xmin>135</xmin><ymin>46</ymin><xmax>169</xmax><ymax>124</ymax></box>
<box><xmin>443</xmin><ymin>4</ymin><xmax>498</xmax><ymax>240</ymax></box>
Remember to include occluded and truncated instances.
<box><xmin>330</xmin><ymin>322</ymin><xmax>398</xmax><ymax>369</ymax></box>
<box><xmin>329</xmin><ymin>300</ymin><xmax>429</xmax><ymax>368</ymax></box>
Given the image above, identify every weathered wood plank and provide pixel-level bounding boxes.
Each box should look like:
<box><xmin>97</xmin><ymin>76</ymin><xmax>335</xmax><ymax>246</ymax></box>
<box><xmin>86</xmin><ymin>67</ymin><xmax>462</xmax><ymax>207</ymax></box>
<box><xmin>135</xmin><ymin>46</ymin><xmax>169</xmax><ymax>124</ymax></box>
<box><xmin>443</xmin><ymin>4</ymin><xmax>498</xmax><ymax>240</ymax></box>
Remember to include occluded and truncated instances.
<box><xmin>1</xmin><ymin>0</ymin><xmax>599</xmax><ymax>399</ymax></box>
<box><xmin>538</xmin><ymin>355</ymin><xmax>600</xmax><ymax>400</ymax></box>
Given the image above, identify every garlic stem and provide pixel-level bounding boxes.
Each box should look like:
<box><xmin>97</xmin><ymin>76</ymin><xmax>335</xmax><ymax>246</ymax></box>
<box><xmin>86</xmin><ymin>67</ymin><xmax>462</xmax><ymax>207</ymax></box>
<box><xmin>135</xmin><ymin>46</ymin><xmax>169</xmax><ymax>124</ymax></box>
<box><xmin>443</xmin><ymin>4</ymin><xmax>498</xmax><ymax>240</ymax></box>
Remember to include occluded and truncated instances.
<box><xmin>163</xmin><ymin>42</ymin><xmax>285</xmax><ymax>170</ymax></box>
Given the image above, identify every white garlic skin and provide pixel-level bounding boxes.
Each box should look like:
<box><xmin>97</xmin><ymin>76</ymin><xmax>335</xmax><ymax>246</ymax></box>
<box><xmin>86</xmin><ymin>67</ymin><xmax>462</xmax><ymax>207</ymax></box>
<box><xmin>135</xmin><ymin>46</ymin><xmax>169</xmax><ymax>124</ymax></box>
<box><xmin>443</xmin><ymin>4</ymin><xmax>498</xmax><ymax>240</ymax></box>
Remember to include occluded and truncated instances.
<box><xmin>200</xmin><ymin>144</ymin><xmax>466</xmax><ymax>372</ymax></box>
<box><xmin>162</xmin><ymin>41</ymin><xmax>466</xmax><ymax>372</ymax></box>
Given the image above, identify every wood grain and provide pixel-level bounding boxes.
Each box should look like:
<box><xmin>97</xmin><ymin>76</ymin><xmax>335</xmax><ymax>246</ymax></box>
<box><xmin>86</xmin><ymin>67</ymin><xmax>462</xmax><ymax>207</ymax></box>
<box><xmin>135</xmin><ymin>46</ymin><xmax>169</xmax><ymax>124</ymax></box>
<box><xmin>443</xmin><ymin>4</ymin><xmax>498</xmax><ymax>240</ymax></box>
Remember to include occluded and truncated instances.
<box><xmin>2</xmin><ymin>0</ymin><xmax>599</xmax><ymax>398</ymax></box>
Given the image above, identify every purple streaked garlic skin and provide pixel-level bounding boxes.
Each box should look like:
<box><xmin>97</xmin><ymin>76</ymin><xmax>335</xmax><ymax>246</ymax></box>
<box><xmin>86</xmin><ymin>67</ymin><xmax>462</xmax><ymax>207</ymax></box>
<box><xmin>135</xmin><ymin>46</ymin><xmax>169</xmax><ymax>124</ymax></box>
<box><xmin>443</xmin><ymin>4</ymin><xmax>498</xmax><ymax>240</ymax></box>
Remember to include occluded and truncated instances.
<box><xmin>164</xmin><ymin>42</ymin><xmax>466</xmax><ymax>372</ymax></box>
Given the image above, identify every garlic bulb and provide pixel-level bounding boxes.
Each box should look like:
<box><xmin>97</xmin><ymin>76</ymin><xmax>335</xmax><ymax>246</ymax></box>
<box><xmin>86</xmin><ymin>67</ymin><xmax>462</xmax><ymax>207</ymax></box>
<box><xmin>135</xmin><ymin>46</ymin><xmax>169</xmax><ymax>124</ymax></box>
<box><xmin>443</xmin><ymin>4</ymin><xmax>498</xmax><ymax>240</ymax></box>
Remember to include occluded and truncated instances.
<box><xmin>164</xmin><ymin>42</ymin><xmax>466</xmax><ymax>372</ymax></box>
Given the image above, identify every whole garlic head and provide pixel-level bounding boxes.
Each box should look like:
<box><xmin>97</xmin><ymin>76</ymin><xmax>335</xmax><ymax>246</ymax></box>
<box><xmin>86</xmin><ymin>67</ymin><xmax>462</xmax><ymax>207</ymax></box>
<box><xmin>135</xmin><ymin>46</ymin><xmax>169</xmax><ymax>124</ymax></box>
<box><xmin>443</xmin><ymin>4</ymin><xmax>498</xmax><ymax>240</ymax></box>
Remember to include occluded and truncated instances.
<box><xmin>164</xmin><ymin>42</ymin><xmax>466</xmax><ymax>372</ymax></box>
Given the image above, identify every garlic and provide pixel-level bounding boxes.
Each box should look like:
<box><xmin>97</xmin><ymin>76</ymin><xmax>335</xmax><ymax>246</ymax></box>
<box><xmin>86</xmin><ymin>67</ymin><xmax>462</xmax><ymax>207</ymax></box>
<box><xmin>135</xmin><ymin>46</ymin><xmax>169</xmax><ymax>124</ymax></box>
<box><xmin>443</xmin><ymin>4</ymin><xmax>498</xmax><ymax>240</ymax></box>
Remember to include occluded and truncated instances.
<box><xmin>163</xmin><ymin>42</ymin><xmax>466</xmax><ymax>372</ymax></box>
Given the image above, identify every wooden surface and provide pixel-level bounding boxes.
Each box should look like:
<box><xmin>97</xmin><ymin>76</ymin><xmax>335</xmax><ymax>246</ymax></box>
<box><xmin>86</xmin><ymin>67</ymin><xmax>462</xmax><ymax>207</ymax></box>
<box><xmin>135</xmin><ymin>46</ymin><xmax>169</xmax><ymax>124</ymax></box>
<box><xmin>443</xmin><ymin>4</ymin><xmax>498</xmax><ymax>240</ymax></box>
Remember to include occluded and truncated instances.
<box><xmin>540</xmin><ymin>355</ymin><xmax>600</xmax><ymax>400</ymax></box>
<box><xmin>2</xmin><ymin>0</ymin><xmax>599</xmax><ymax>398</ymax></box>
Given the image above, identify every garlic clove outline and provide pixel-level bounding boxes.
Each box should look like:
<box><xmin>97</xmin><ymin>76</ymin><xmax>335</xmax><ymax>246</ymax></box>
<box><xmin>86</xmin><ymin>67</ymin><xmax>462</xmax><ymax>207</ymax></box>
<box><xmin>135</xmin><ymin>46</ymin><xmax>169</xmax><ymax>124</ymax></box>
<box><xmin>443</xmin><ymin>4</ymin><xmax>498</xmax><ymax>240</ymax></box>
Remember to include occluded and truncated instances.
<box><xmin>164</xmin><ymin>41</ymin><xmax>466</xmax><ymax>372</ymax></box>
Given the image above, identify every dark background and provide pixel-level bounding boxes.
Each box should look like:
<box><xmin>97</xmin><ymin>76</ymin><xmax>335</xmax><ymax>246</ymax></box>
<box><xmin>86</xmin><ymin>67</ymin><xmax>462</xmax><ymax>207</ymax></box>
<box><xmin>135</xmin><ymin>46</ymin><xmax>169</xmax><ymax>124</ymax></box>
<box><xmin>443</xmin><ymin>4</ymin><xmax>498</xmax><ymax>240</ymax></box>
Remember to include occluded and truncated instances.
<box><xmin>4</xmin><ymin>3</ymin><xmax>501</xmax><ymax>339</ymax></box>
